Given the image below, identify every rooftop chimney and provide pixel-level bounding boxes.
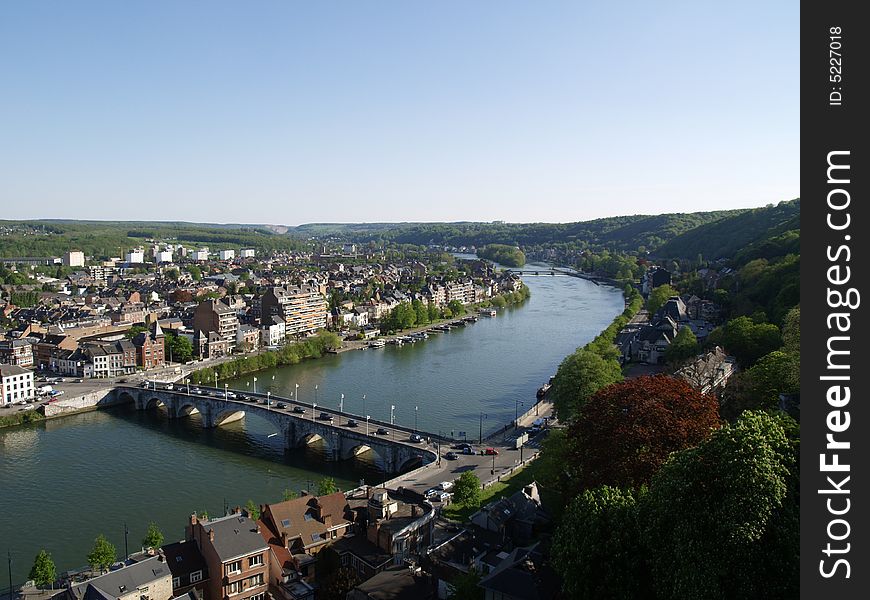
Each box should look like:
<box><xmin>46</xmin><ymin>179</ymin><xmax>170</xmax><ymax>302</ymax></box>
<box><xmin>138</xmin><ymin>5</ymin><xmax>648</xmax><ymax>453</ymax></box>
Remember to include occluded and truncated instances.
<box><xmin>208</xmin><ymin>529</ymin><xmax>215</xmax><ymax>542</ymax></box>
<box><xmin>190</xmin><ymin>513</ymin><xmax>198</xmax><ymax>526</ymax></box>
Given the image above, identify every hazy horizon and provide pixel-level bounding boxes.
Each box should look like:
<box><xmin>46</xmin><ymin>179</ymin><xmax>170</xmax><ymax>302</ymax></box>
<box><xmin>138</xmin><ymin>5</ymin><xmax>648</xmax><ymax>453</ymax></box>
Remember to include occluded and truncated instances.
<box><xmin>1</xmin><ymin>1</ymin><xmax>798</xmax><ymax>223</ymax></box>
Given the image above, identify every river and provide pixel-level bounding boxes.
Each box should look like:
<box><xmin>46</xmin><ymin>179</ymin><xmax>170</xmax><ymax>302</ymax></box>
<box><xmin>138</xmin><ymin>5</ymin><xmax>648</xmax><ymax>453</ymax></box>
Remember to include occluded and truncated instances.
<box><xmin>0</xmin><ymin>262</ymin><xmax>623</xmax><ymax>584</ymax></box>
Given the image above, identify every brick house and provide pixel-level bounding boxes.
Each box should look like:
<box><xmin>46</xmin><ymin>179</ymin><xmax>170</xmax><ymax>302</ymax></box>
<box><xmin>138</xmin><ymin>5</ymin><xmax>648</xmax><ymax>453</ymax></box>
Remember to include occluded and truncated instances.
<box><xmin>185</xmin><ymin>512</ymin><xmax>269</xmax><ymax>600</ymax></box>
<box><xmin>133</xmin><ymin>321</ymin><xmax>166</xmax><ymax>369</ymax></box>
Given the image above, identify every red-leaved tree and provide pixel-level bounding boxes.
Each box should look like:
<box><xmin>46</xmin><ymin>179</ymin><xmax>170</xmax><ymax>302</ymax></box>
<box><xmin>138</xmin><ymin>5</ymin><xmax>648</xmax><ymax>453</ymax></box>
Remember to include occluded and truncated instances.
<box><xmin>568</xmin><ymin>375</ymin><xmax>721</xmax><ymax>491</ymax></box>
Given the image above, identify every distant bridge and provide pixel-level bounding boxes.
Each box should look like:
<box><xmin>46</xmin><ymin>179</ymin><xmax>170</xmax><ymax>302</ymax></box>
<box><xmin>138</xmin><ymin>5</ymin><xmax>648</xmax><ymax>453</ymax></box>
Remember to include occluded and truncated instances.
<box><xmin>112</xmin><ymin>384</ymin><xmax>440</xmax><ymax>473</ymax></box>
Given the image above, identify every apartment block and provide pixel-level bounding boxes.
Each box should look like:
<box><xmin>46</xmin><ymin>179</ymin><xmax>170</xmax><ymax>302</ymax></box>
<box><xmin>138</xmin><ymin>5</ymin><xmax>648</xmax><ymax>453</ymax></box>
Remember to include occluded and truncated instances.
<box><xmin>259</xmin><ymin>286</ymin><xmax>327</xmax><ymax>337</ymax></box>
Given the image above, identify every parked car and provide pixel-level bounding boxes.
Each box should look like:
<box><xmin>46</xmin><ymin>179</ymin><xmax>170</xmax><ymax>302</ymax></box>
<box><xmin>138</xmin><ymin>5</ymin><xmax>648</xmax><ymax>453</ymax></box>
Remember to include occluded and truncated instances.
<box><xmin>453</xmin><ymin>442</ymin><xmax>472</xmax><ymax>450</ymax></box>
<box><xmin>376</xmin><ymin>427</ymin><xmax>389</xmax><ymax>435</ymax></box>
<box><xmin>409</xmin><ymin>433</ymin><xmax>423</xmax><ymax>443</ymax></box>
<box><xmin>293</xmin><ymin>406</ymin><xmax>306</xmax><ymax>414</ymax></box>
<box><xmin>461</xmin><ymin>447</ymin><xmax>474</xmax><ymax>455</ymax></box>
<box><xmin>485</xmin><ymin>447</ymin><xmax>499</xmax><ymax>456</ymax></box>
<box><xmin>439</xmin><ymin>481</ymin><xmax>454</xmax><ymax>491</ymax></box>
<box><xmin>444</xmin><ymin>451</ymin><xmax>458</xmax><ymax>460</ymax></box>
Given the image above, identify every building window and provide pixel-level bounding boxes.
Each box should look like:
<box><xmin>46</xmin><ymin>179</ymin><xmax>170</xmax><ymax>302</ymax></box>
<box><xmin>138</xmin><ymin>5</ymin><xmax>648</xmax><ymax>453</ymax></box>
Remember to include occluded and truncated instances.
<box><xmin>190</xmin><ymin>571</ymin><xmax>203</xmax><ymax>583</ymax></box>
<box><xmin>227</xmin><ymin>560</ymin><xmax>242</xmax><ymax>575</ymax></box>
<box><xmin>249</xmin><ymin>594</ymin><xmax>265</xmax><ymax>600</ymax></box>
<box><xmin>227</xmin><ymin>581</ymin><xmax>243</xmax><ymax>595</ymax></box>
<box><xmin>248</xmin><ymin>554</ymin><xmax>263</xmax><ymax>568</ymax></box>
<box><xmin>172</xmin><ymin>578</ymin><xmax>180</xmax><ymax>588</ymax></box>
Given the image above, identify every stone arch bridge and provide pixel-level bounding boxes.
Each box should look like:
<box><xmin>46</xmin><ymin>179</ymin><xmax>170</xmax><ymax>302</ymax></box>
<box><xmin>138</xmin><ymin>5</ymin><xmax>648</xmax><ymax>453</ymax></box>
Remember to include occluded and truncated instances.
<box><xmin>113</xmin><ymin>385</ymin><xmax>437</xmax><ymax>473</ymax></box>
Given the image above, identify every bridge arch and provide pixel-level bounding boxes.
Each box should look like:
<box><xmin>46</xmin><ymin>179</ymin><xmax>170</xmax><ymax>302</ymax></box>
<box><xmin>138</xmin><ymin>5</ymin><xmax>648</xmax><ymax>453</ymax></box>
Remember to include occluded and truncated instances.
<box><xmin>146</xmin><ymin>397</ymin><xmax>168</xmax><ymax>411</ymax></box>
<box><xmin>213</xmin><ymin>407</ymin><xmax>246</xmax><ymax>426</ymax></box>
<box><xmin>176</xmin><ymin>402</ymin><xmax>201</xmax><ymax>418</ymax></box>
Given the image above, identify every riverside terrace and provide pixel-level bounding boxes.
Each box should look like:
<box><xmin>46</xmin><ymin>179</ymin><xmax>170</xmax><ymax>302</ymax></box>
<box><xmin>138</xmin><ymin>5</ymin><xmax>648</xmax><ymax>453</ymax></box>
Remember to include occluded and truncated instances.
<box><xmin>113</xmin><ymin>384</ymin><xmax>441</xmax><ymax>473</ymax></box>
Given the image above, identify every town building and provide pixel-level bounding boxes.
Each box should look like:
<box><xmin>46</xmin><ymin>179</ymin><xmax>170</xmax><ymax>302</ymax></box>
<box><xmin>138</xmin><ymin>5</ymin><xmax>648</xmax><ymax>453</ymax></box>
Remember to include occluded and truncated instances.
<box><xmin>260</xmin><ymin>316</ymin><xmax>286</xmax><ymax>347</ymax></box>
<box><xmin>347</xmin><ymin>566</ymin><xmax>436</xmax><ymax>600</ymax></box>
<box><xmin>192</xmin><ymin>250</ymin><xmax>210</xmax><ymax>261</ymax></box>
<box><xmin>260</xmin><ymin>286</ymin><xmax>327</xmax><ymax>337</ymax></box>
<box><xmin>126</xmin><ymin>251</ymin><xmax>145</xmax><ymax>264</ymax></box>
<box><xmin>162</xmin><ymin>540</ymin><xmax>210</xmax><ymax>598</ymax></box>
<box><xmin>193</xmin><ymin>300</ymin><xmax>239</xmax><ymax>351</ymax></box>
<box><xmin>1</xmin><ymin>364</ymin><xmax>35</xmax><ymax>405</ymax></box>
<box><xmin>63</xmin><ymin>250</ymin><xmax>86</xmax><ymax>267</ymax></box>
<box><xmin>133</xmin><ymin>321</ymin><xmax>166</xmax><ymax>369</ymax></box>
<box><xmin>240</xmin><ymin>249</ymin><xmax>256</xmax><ymax>258</ymax></box>
<box><xmin>218</xmin><ymin>250</ymin><xmax>236</xmax><ymax>261</ymax></box>
<box><xmin>185</xmin><ymin>512</ymin><xmax>270</xmax><ymax>600</ymax></box>
<box><xmin>0</xmin><ymin>339</ymin><xmax>35</xmax><ymax>367</ymax></box>
<box><xmin>63</xmin><ymin>555</ymin><xmax>174</xmax><ymax>600</ymax></box>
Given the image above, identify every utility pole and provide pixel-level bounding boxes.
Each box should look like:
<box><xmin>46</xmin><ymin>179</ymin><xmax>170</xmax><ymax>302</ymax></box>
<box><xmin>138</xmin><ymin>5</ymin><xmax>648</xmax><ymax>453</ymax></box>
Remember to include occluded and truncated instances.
<box><xmin>123</xmin><ymin>522</ymin><xmax>129</xmax><ymax>560</ymax></box>
<box><xmin>8</xmin><ymin>551</ymin><xmax>13</xmax><ymax>600</ymax></box>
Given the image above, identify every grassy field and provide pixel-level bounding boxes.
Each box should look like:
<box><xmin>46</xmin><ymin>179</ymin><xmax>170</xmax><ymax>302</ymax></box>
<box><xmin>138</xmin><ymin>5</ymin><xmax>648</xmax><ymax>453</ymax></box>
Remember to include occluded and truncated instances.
<box><xmin>441</xmin><ymin>456</ymin><xmax>544</xmax><ymax>522</ymax></box>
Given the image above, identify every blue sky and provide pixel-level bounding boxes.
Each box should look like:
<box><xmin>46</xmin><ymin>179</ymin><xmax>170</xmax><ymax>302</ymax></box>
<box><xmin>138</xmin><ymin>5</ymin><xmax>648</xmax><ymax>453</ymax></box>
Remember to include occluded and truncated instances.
<box><xmin>0</xmin><ymin>1</ymin><xmax>799</xmax><ymax>225</ymax></box>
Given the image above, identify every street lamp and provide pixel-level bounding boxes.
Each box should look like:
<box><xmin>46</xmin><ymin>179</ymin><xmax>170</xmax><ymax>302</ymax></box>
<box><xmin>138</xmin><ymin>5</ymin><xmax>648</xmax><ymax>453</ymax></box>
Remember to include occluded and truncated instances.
<box><xmin>339</xmin><ymin>393</ymin><xmax>344</xmax><ymax>413</ymax></box>
<box><xmin>362</xmin><ymin>394</ymin><xmax>366</xmax><ymax>416</ymax></box>
<box><xmin>515</xmin><ymin>398</ymin><xmax>524</xmax><ymax>430</ymax></box>
<box><xmin>312</xmin><ymin>402</ymin><xmax>317</xmax><ymax>420</ymax></box>
<box><xmin>224</xmin><ymin>383</ymin><xmax>228</xmax><ymax>400</ymax></box>
<box><xmin>414</xmin><ymin>405</ymin><xmax>418</xmax><ymax>432</ymax></box>
<box><xmin>295</xmin><ymin>383</ymin><xmax>300</xmax><ymax>404</ymax></box>
<box><xmin>366</xmin><ymin>415</ymin><xmax>370</xmax><ymax>436</ymax></box>
<box><xmin>253</xmin><ymin>377</ymin><xmax>257</xmax><ymax>394</ymax></box>
<box><xmin>390</xmin><ymin>404</ymin><xmax>395</xmax><ymax>425</ymax></box>
<box><xmin>267</xmin><ymin>391</ymin><xmax>271</xmax><ymax>407</ymax></box>
<box><xmin>213</xmin><ymin>373</ymin><xmax>218</xmax><ymax>388</ymax></box>
<box><xmin>315</xmin><ymin>384</ymin><xmax>319</xmax><ymax>405</ymax></box>
<box><xmin>491</xmin><ymin>452</ymin><xmax>496</xmax><ymax>475</ymax></box>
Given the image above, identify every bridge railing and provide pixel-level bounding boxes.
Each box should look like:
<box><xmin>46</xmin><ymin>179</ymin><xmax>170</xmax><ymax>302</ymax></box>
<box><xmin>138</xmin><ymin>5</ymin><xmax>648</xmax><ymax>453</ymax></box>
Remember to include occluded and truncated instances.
<box><xmin>121</xmin><ymin>384</ymin><xmax>458</xmax><ymax>445</ymax></box>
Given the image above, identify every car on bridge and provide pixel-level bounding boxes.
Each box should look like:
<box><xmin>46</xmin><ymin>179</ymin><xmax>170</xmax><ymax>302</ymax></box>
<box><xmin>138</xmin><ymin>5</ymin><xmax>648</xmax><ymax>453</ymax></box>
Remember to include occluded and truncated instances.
<box><xmin>191</xmin><ymin>387</ymin><xmax>203</xmax><ymax>394</ymax></box>
<box><xmin>319</xmin><ymin>412</ymin><xmax>334</xmax><ymax>421</ymax></box>
<box><xmin>376</xmin><ymin>427</ymin><xmax>389</xmax><ymax>435</ymax></box>
<box><xmin>409</xmin><ymin>433</ymin><xmax>423</xmax><ymax>443</ymax></box>
<box><xmin>346</xmin><ymin>419</ymin><xmax>359</xmax><ymax>427</ymax></box>
<box><xmin>293</xmin><ymin>406</ymin><xmax>306</xmax><ymax>414</ymax></box>
<box><xmin>276</xmin><ymin>402</ymin><xmax>287</xmax><ymax>409</ymax></box>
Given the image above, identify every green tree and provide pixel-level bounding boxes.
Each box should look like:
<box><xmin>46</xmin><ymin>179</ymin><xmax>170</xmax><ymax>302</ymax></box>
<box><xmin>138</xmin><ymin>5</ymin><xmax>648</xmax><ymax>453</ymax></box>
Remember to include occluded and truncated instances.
<box><xmin>665</xmin><ymin>326</ymin><xmax>699</xmax><ymax>364</ymax></box>
<box><xmin>721</xmin><ymin>350</ymin><xmax>799</xmax><ymax>421</ymax></box>
<box><xmin>29</xmin><ymin>550</ymin><xmax>57</xmax><ymax>589</ymax></box>
<box><xmin>186</xmin><ymin>265</ymin><xmax>202</xmax><ymax>281</ymax></box>
<box><xmin>245</xmin><ymin>500</ymin><xmax>261</xmax><ymax>520</ymax></box>
<box><xmin>427</xmin><ymin>302</ymin><xmax>440</xmax><ymax>322</ymax></box>
<box><xmin>166</xmin><ymin>333</ymin><xmax>194</xmax><ymax>363</ymax></box>
<box><xmin>551</xmin><ymin>487</ymin><xmax>650</xmax><ymax>600</ymax></box>
<box><xmin>142</xmin><ymin>522</ymin><xmax>164</xmax><ymax>550</ymax></box>
<box><xmin>317</xmin><ymin>477</ymin><xmax>338</xmax><ymax>496</ymax></box>
<box><xmin>447</xmin><ymin>568</ymin><xmax>484</xmax><ymax>600</ymax></box>
<box><xmin>87</xmin><ymin>534</ymin><xmax>117</xmax><ymax>572</ymax></box>
<box><xmin>646</xmin><ymin>284</ymin><xmax>679</xmax><ymax>315</ymax></box>
<box><xmin>781</xmin><ymin>306</ymin><xmax>799</xmax><ymax>353</ymax></box>
<box><xmin>124</xmin><ymin>325</ymin><xmax>148</xmax><ymax>339</ymax></box>
<box><xmin>282</xmin><ymin>488</ymin><xmax>298</xmax><ymax>502</ymax></box>
<box><xmin>319</xmin><ymin>567</ymin><xmax>361</xmax><ymax>600</ymax></box>
<box><xmin>453</xmin><ymin>471</ymin><xmax>482</xmax><ymax>508</ymax></box>
<box><xmin>550</xmin><ymin>349</ymin><xmax>623</xmax><ymax>421</ymax></box>
<box><xmin>707</xmin><ymin>316</ymin><xmax>782</xmax><ymax>367</ymax></box>
<box><xmin>641</xmin><ymin>411</ymin><xmax>798</xmax><ymax>599</ymax></box>
<box><xmin>447</xmin><ymin>299</ymin><xmax>465</xmax><ymax>317</ymax></box>
<box><xmin>164</xmin><ymin>268</ymin><xmax>179</xmax><ymax>281</ymax></box>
